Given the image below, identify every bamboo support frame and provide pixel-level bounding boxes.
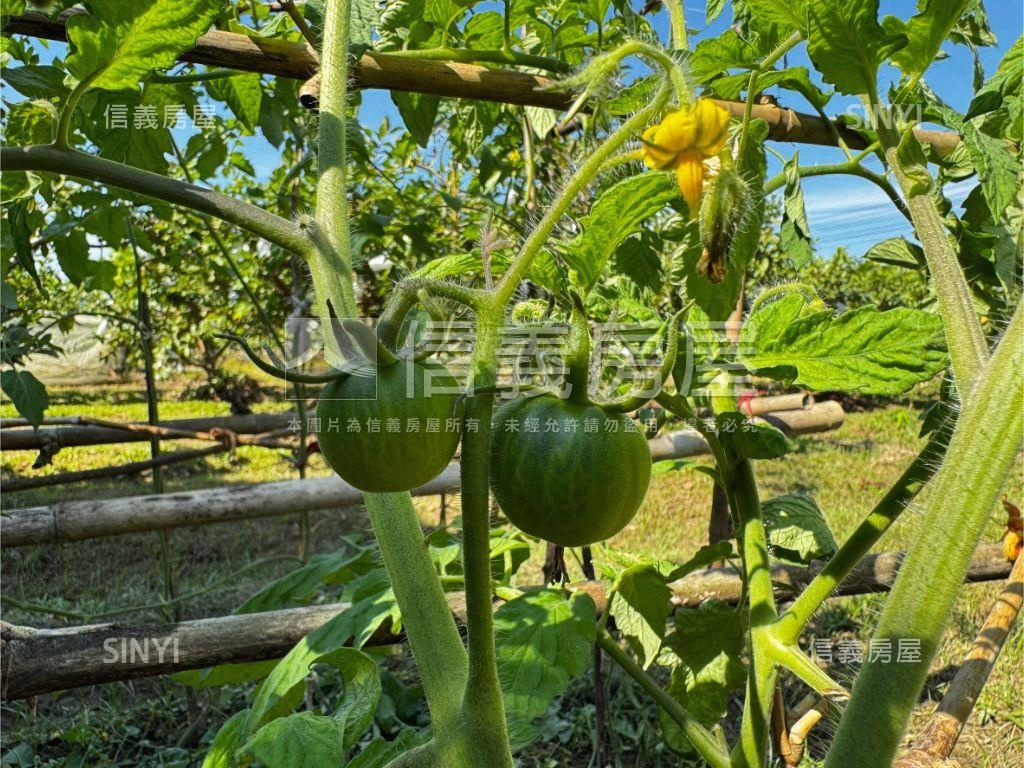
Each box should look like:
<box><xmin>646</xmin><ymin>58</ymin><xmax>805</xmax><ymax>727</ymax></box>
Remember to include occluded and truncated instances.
<box><xmin>0</xmin><ymin>543</ymin><xmax>1010</xmax><ymax>701</ymax></box>
<box><xmin>3</xmin><ymin>12</ymin><xmax>960</xmax><ymax>155</ymax></box>
<box><xmin>2</xmin><ymin>403</ymin><xmax>844</xmax><ymax>547</ymax></box>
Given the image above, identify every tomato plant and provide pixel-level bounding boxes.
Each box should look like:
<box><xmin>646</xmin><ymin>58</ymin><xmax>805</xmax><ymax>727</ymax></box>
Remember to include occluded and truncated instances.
<box><xmin>2</xmin><ymin>1</ymin><xmax>1021</xmax><ymax>767</ymax></box>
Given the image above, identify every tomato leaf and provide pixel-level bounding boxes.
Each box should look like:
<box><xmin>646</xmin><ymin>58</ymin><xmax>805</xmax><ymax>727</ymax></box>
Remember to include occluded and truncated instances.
<box><xmin>716</xmin><ymin>412</ymin><xmax>790</xmax><ymax>460</ymax></box>
<box><xmin>494</xmin><ymin>588</ymin><xmax>595</xmax><ymax>747</ymax></box>
<box><xmin>882</xmin><ymin>0</ymin><xmax>972</xmax><ymax>81</ymax></box>
<box><xmin>206</xmin><ymin>73</ymin><xmax>262</xmax><ymax>133</ymax></box>
<box><xmin>807</xmin><ymin>0</ymin><xmax>907</xmax><ymax>95</ymax></box>
<box><xmin>66</xmin><ymin>0</ymin><xmax>224</xmax><ymax>92</ymax></box>
<box><xmin>561</xmin><ymin>173</ymin><xmax>679</xmax><ymax>295</ymax></box>
<box><xmin>781</xmin><ymin>152</ymin><xmax>812</xmax><ymax>269</ymax></box>
<box><xmin>390</xmin><ymin>91</ymin><xmax>439</xmax><ymax>148</ymax></box>
<box><xmin>660</xmin><ymin>601</ymin><xmax>746</xmax><ymax>754</ymax></box>
<box><xmin>762</xmin><ymin>493</ymin><xmax>838</xmax><ymax>564</ymax></box>
<box><xmin>0</xmin><ymin>369</ymin><xmax>48</xmax><ymax>429</ymax></box>
<box><xmin>201</xmin><ymin>709</ymin><xmax>248</xmax><ymax>768</ymax></box>
<box><xmin>239</xmin><ymin>711</ymin><xmax>344</xmax><ymax>768</ymax></box>
<box><xmin>609</xmin><ymin>564</ymin><xmax>671</xmax><ymax>668</ymax></box>
<box><xmin>740</xmin><ymin>294</ymin><xmax>948</xmax><ymax>394</ymax></box>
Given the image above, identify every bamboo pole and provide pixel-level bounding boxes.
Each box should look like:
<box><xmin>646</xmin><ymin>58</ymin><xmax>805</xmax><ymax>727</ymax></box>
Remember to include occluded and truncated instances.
<box><xmin>2</xmin><ymin>403</ymin><xmax>844</xmax><ymax>547</ymax></box>
<box><xmin>2</xmin><ymin>12</ymin><xmax>961</xmax><ymax>155</ymax></box>
<box><xmin>0</xmin><ymin>543</ymin><xmax>1010</xmax><ymax>701</ymax></box>
<box><xmin>0</xmin><ymin>412</ymin><xmax>295</xmax><ymax>451</ymax></box>
<box><xmin>894</xmin><ymin>552</ymin><xmax>1024</xmax><ymax>767</ymax></box>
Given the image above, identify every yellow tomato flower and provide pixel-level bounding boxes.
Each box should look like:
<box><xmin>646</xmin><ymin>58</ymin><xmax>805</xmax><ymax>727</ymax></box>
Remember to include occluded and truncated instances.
<box><xmin>673</xmin><ymin>149</ymin><xmax>706</xmax><ymax>214</ymax></box>
<box><xmin>640</xmin><ymin>99</ymin><xmax>731</xmax><ymax>214</ymax></box>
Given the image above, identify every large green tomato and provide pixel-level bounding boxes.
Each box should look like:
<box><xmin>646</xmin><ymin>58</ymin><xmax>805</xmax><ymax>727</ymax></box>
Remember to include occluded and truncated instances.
<box><xmin>316</xmin><ymin>358</ymin><xmax>463</xmax><ymax>492</ymax></box>
<box><xmin>489</xmin><ymin>395</ymin><xmax>651</xmax><ymax>546</ymax></box>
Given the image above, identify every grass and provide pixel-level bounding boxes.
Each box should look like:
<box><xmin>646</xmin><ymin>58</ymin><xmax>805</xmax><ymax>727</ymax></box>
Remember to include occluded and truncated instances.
<box><xmin>1</xmin><ymin>384</ymin><xmax>1021</xmax><ymax>766</ymax></box>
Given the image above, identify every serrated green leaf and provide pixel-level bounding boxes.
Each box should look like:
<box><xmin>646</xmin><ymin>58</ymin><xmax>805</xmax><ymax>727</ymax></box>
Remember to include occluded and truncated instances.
<box><xmin>762</xmin><ymin>493</ymin><xmax>838</xmax><ymax>564</ymax></box>
<box><xmin>960</xmin><ymin>122</ymin><xmax>1020</xmax><ymax>220</ymax></box>
<box><xmin>716</xmin><ymin>412</ymin><xmax>790</xmax><ymax>460</ymax></box>
<box><xmin>667</xmin><ymin>541</ymin><xmax>736</xmax><ymax>581</ymax></box>
<box><xmin>201</xmin><ymin>709</ymin><xmax>249</xmax><ymax>768</ymax></box>
<box><xmin>609</xmin><ymin>564</ymin><xmax>671</xmax><ymax>668</ymax></box>
<box><xmin>237</xmin><ymin>547</ymin><xmax>377</xmax><ymax>614</ymax></box>
<box><xmin>0</xmin><ymin>368</ymin><xmax>48</xmax><ymax>429</ymax></box>
<box><xmin>494</xmin><ymin>589</ymin><xmax>595</xmax><ymax>746</ymax></box>
<box><xmin>745</xmin><ymin>0</ymin><xmax>808</xmax><ymax>31</ymax></box>
<box><xmin>882</xmin><ymin>1</ymin><xmax>971</xmax><ymax>80</ymax></box>
<box><xmin>864</xmin><ymin>237</ymin><xmax>926</xmax><ymax>269</ymax></box>
<box><xmin>964</xmin><ymin>36</ymin><xmax>1022</xmax><ymax>120</ymax></box>
<box><xmin>660</xmin><ymin>601</ymin><xmax>745</xmax><ymax>754</ymax></box>
<box><xmin>896</xmin><ymin>125</ymin><xmax>934</xmax><ymax>197</ymax></box>
<box><xmin>390</xmin><ymin>90</ymin><xmax>439</xmax><ymax>147</ymax></box>
<box><xmin>781</xmin><ymin>152</ymin><xmax>812</xmax><ymax>269</ymax></box>
<box><xmin>711</xmin><ymin>66</ymin><xmax>831</xmax><ymax>110</ymax></box>
<box><xmin>3</xmin><ymin>99</ymin><xmax>56</xmax><ymax>145</ymax></box>
<box><xmin>66</xmin><ymin>0</ymin><xmax>224</xmax><ymax>92</ymax></box>
<box><xmin>807</xmin><ymin>0</ymin><xmax>907</xmax><ymax>95</ymax></box>
<box><xmin>206</xmin><ymin>73</ymin><xmax>262</xmax><ymax>132</ymax></box>
<box><xmin>687</xmin><ymin>30</ymin><xmax>758</xmax><ymax>85</ymax></box>
<box><xmin>1</xmin><ymin>64</ymin><xmax>69</xmax><ymax>99</ymax></box>
<box><xmin>741</xmin><ymin>295</ymin><xmax>948</xmax><ymax>394</ymax></box>
<box><xmin>313</xmin><ymin>648</ymin><xmax>381</xmax><ymax>750</ymax></box>
<box><xmin>243</xmin><ymin>569</ymin><xmax>397</xmax><ymax>738</ymax></box>
<box><xmin>240</xmin><ymin>712</ymin><xmax>343</xmax><ymax>768</ymax></box>
<box><xmin>563</xmin><ymin>173</ymin><xmax>678</xmax><ymax>294</ymax></box>
<box><xmin>345</xmin><ymin>729</ymin><xmax>431</xmax><ymax>768</ymax></box>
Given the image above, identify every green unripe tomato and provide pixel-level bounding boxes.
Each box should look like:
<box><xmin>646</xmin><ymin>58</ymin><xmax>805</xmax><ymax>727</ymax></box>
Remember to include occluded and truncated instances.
<box><xmin>490</xmin><ymin>395</ymin><xmax>651</xmax><ymax>546</ymax></box>
<box><xmin>316</xmin><ymin>358</ymin><xmax>463</xmax><ymax>492</ymax></box>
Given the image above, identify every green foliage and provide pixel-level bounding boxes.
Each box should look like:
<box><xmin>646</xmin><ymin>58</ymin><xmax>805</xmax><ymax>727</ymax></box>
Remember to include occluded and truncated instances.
<box><xmin>740</xmin><ymin>292</ymin><xmax>948</xmax><ymax>394</ymax></box>
<box><xmin>806</xmin><ymin>0</ymin><xmax>908</xmax><ymax>95</ymax></box>
<box><xmin>660</xmin><ymin>601</ymin><xmax>746</xmax><ymax>754</ymax></box>
<box><xmin>493</xmin><ymin>589</ymin><xmax>596</xmax><ymax>746</ymax></box>
<box><xmin>762</xmin><ymin>494</ymin><xmax>838</xmax><ymax>564</ymax></box>
<box><xmin>66</xmin><ymin>0</ymin><xmax>225</xmax><ymax>91</ymax></box>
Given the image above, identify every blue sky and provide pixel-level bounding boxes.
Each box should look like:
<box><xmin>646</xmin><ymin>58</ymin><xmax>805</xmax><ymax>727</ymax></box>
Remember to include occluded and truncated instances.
<box><xmin>346</xmin><ymin>1</ymin><xmax>1022</xmax><ymax>256</ymax></box>
<box><xmin>15</xmin><ymin>2</ymin><xmax>1023</xmax><ymax>256</ymax></box>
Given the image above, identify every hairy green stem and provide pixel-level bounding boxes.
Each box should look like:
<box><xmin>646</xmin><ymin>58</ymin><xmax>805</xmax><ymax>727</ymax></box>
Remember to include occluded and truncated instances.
<box><xmin>597</xmin><ymin>631</ymin><xmax>731</xmax><ymax>768</ymax></box>
<box><xmin>665</xmin><ymin>0</ymin><xmax>687</xmax><ymax>50</ymax></box>
<box><xmin>1</xmin><ymin>145</ymin><xmax>311</xmax><ymax>255</ymax></box>
<box><xmin>495</xmin><ymin>72</ymin><xmax>671</xmax><ymax>304</ymax></box>
<box><xmin>364</xmin><ymin>493</ymin><xmax>468</xmax><ymax>731</ymax></box>
<box><xmin>826</xmin><ymin>302</ymin><xmax>1023</xmax><ymax>766</ymax></box>
<box><xmin>458</xmin><ymin>306</ymin><xmax>513</xmax><ymax>766</ymax></box>
<box><xmin>762</xmin><ymin>154</ymin><xmax>912</xmax><ymax>223</ymax></box>
<box><xmin>729</xmin><ymin>460</ymin><xmax>777</xmax><ymax>767</ymax></box>
<box><xmin>774</xmin><ymin>425</ymin><xmax>950</xmax><ymax>644</ymax></box>
<box><xmin>873</xmin><ymin>110</ymin><xmax>987</xmax><ymax>390</ymax></box>
<box><xmin>312</xmin><ymin>0</ymin><xmax>357</xmax><ymax>319</ymax></box>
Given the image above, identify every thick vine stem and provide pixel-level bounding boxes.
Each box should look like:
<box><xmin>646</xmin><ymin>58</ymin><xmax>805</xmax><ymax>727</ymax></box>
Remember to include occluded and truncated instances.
<box><xmin>596</xmin><ymin>631</ymin><xmax>731</xmax><ymax>768</ymax></box>
<box><xmin>1</xmin><ymin>145</ymin><xmax>311</xmax><ymax>255</ymax></box>
<box><xmin>773</xmin><ymin>422</ymin><xmax>951</xmax><ymax>645</ymax></box>
<box><xmin>364</xmin><ymin>493</ymin><xmax>468</xmax><ymax>732</ymax></box>
<box><xmin>826</xmin><ymin>302</ymin><xmax>1024</xmax><ymax>767</ymax></box>
<box><xmin>873</xmin><ymin>111</ymin><xmax>987</xmax><ymax>390</ymax></box>
<box><xmin>458</xmin><ymin>305</ymin><xmax>514</xmax><ymax>766</ymax></box>
<box><xmin>312</xmin><ymin>0</ymin><xmax>357</xmax><ymax>319</ymax></box>
<box><xmin>729</xmin><ymin>459</ymin><xmax>778</xmax><ymax>767</ymax></box>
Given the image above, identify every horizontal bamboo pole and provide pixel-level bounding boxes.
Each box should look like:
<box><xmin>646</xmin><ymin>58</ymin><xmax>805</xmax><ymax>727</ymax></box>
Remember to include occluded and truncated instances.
<box><xmin>2</xmin><ymin>403</ymin><xmax>844</xmax><ymax>547</ymax></box>
<box><xmin>3</xmin><ymin>12</ymin><xmax>960</xmax><ymax>155</ymax></box>
<box><xmin>1</xmin><ymin>543</ymin><xmax>1010</xmax><ymax>700</ymax></box>
<box><xmin>739</xmin><ymin>392</ymin><xmax>813</xmax><ymax>417</ymax></box>
<box><xmin>1</xmin><ymin>412</ymin><xmax>295</xmax><ymax>451</ymax></box>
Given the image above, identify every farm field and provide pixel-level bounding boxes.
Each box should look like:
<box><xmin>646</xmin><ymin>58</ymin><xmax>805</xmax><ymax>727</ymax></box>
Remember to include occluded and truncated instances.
<box><xmin>2</xmin><ymin>388</ymin><xmax>1020</xmax><ymax>766</ymax></box>
<box><xmin>2</xmin><ymin>1</ymin><xmax>1022</xmax><ymax>766</ymax></box>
